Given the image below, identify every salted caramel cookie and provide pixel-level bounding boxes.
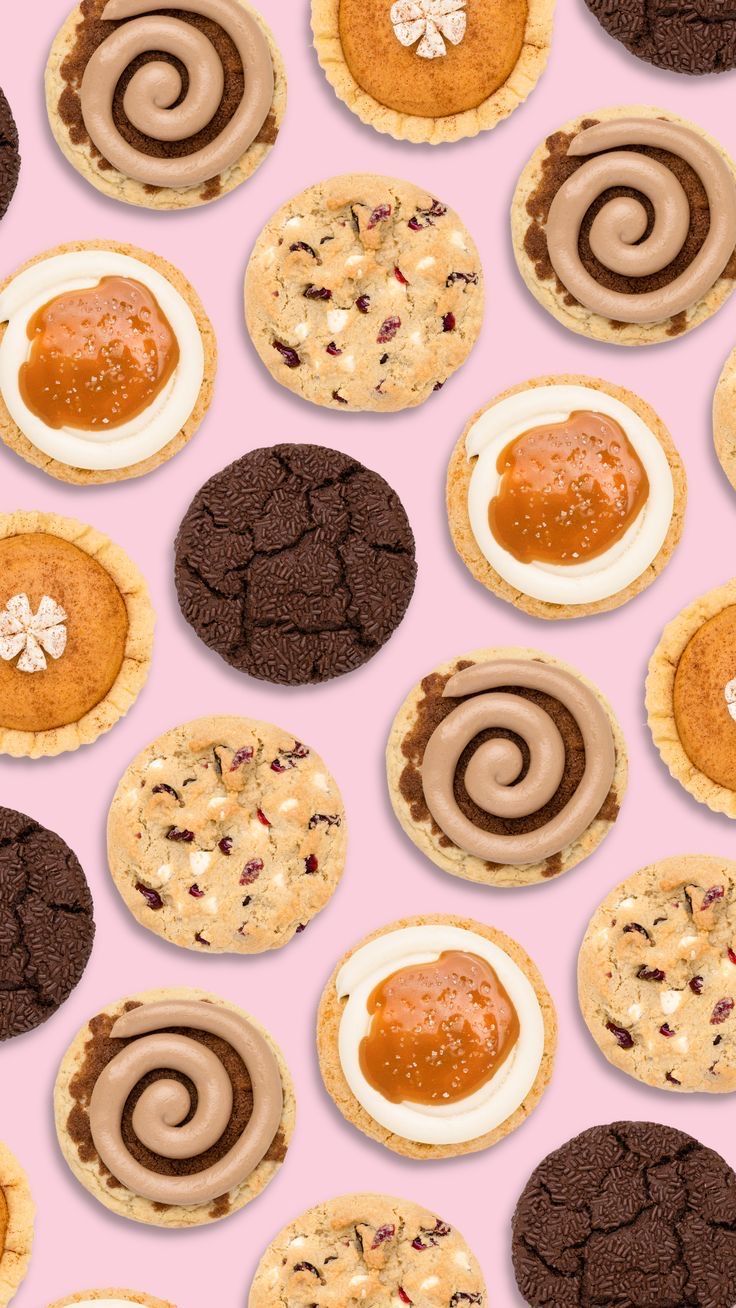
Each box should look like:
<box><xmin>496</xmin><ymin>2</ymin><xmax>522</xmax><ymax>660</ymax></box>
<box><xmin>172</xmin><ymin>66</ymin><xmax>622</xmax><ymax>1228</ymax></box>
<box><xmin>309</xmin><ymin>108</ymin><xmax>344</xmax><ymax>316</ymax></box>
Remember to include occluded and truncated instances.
<box><xmin>45</xmin><ymin>0</ymin><xmax>286</xmax><ymax>210</ymax></box>
<box><xmin>512</xmin><ymin>105</ymin><xmax>736</xmax><ymax>344</ymax></box>
<box><xmin>108</xmin><ymin>715</ymin><xmax>347</xmax><ymax>953</ymax></box>
<box><xmin>49</xmin><ymin>1295</ymin><xmax>174</xmax><ymax>1308</ymax></box>
<box><xmin>318</xmin><ymin>915</ymin><xmax>556</xmax><ymax>1160</ymax></box>
<box><xmin>387</xmin><ymin>647</ymin><xmax>626</xmax><ymax>887</ymax></box>
<box><xmin>0</xmin><ymin>1143</ymin><xmax>33</xmax><ymax>1308</ymax></box>
<box><xmin>311</xmin><ymin>0</ymin><xmax>554</xmax><ymax>144</ymax></box>
<box><xmin>584</xmin><ymin>0</ymin><xmax>736</xmax><ymax>74</ymax></box>
<box><xmin>54</xmin><ymin>987</ymin><xmax>295</xmax><ymax>1228</ymax></box>
<box><xmin>647</xmin><ymin>579</ymin><xmax>736</xmax><ymax>815</ymax></box>
<box><xmin>448</xmin><ymin>375</ymin><xmax>685</xmax><ymax>619</ymax></box>
<box><xmin>512</xmin><ymin>1121</ymin><xmax>736</xmax><ymax>1307</ymax></box>
<box><xmin>0</xmin><ymin>512</ymin><xmax>154</xmax><ymax>758</ymax></box>
<box><xmin>0</xmin><ymin>90</ymin><xmax>20</xmax><ymax>223</ymax></box>
<box><xmin>249</xmin><ymin>1193</ymin><xmax>487</xmax><ymax>1306</ymax></box>
<box><xmin>245</xmin><ymin>174</ymin><xmax>483</xmax><ymax>411</ymax></box>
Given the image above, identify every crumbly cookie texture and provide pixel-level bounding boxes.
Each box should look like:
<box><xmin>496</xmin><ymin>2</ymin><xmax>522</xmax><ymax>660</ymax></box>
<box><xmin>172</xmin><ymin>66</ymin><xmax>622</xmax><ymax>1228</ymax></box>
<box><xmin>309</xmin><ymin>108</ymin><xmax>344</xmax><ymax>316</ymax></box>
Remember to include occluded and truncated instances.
<box><xmin>311</xmin><ymin>0</ymin><xmax>554</xmax><ymax>144</ymax></box>
<box><xmin>512</xmin><ymin>104</ymin><xmax>736</xmax><ymax>345</ymax></box>
<box><xmin>0</xmin><ymin>1142</ymin><xmax>34</xmax><ymax>1308</ymax></box>
<box><xmin>579</xmin><ymin>856</ymin><xmax>736</xmax><ymax>1092</ymax></box>
<box><xmin>386</xmin><ymin>646</ymin><xmax>627</xmax><ymax>887</ymax></box>
<box><xmin>317</xmin><ymin>914</ymin><xmax>557</xmax><ymax>1160</ymax></box>
<box><xmin>245</xmin><ymin>174</ymin><xmax>483</xmax><ymax>411</ymax></box>
<box><xmin>107</xmin><ymin>715</ymin><xmax>347</xmax><ymax>954</ymax></box>
<box><xmin>44</xmin><ymin>0</ymin><xmax>287</xmax><ymax>210</ymax></box>
<box><xmin>54</xmin><ymin>987</ymin><xmax>295</xmax><ymax>1229</ymax></box>
<box><xmin>447</xmin><ymin>374</ymin><xmax>686</xmax><ymax>619</ymax></box>
<box><xmin>0</xmin><ymin>241</ymin><xmax>217</xmax><ymax>485</ymax></box>
<box><xmin>48</xmin><ymin>1294</ymin><xmax>174</xmax><ymax>1307</ymax></box>
<box><xmin>714</xmin><ymin>344</ymin><xmax>736</xmax><ymax>493</ymax></box>
<box><xmin>249</xmin><ymin>1193</ymin><xmax>487</xmax><ymax>1307</ymax></box>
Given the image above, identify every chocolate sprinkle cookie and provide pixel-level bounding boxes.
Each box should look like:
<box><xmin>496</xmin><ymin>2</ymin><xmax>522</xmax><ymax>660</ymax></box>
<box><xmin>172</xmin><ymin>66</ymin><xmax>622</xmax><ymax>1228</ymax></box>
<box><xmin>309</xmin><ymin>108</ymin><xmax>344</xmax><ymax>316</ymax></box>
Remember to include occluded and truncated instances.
<box><xmin>174</xmin><ymin>444</ymin><xmax>417</xmax><ymax>685</ymax></box>
<box><xmin>0</xmin><ymin>805</ymin><xmax>94</xmax><ymax>1041</ymax></box>
<box><xmin>512</xmin><ymin>1120</ymin><xmax>736</xmax><ymax>1308</ymax></box>
<box><xmin>0</xmin><ymin>89</ymin><xmax>20</xmax><ymax>222</ymax></box>
<box><xmin>584</xmin><ymin>0</ymin><xmax>736</xmax><ymax>74</ymax></box>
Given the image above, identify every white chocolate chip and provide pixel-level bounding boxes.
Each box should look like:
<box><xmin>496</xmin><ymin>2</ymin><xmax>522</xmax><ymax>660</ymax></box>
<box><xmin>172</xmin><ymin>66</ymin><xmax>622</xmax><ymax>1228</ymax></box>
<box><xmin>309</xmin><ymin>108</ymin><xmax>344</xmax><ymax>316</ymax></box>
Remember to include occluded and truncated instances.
<box><xmin>313</xmin><ymin>772</ymin><xmax>329</xmax><ymax>792</ymax></box>
<box><xmin>675</xmin><ymin>1036</ymin><xmax>689</xmax><ymax>1053</ymax></box>
<box><xmin>327</xmin><ymin>309</ymin><xmax>349</xmax><ymax>332</ymax></box>
<box><xmin>294</xmin><ymin>321</ymin><xmax>310</xmax><ymax>341</ymax></box>
<box><xmin>661</xmin><ymin>991</ymin><xmax>681</xmax><ymax>1015</ymax></box>
<box><xmin>190</xmin><ymin>851</ymin><xmax>211</xmax><ymax>875</ymax></box>
<box><xmin>628</xmin><ymin>1003</ymin><xmax>643</xmax><ymax>1020</ymax></box>
<box><xmin>416</xmin><ymin>256</ymin><xmax>436</xmax><ymax>271</ymax></box>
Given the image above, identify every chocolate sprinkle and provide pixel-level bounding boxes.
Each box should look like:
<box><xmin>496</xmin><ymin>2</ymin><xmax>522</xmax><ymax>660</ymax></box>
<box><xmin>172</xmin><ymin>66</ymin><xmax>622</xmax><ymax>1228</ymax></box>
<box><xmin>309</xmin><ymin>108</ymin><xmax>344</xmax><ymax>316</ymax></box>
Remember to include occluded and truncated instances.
<box><xmin>0</xmin><ymin>87</ymin><xmax>20</xmax><ymax>222</ymax></box>
<box><xmin>584</xmin><ymin>0</ymin><xmax>736</xmax><ymax>75</ymax></box>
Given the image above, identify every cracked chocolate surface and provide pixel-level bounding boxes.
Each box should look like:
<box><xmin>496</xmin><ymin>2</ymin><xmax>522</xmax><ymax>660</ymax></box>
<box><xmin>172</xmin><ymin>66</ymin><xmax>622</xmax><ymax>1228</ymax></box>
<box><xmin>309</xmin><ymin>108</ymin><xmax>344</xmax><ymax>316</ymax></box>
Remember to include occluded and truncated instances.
<box><xmin>584</xmin><ymin>0</ymin><xmax>736</xmax><ymax>74</ymax></box>
<box><xmin>0</xmin><ymin>88</ymin><xmax>20</xmax><ymax>222</ymax></box>
<box><xmin>174</xmin><ymin>443</ymin><xmax>417</xmax><ymax>685</ymax></box>
<box><xmin>512</xmin><ymin>1120</ymin><xmax>736</xmax><ymax>1307</ymax></box>
<box><xmin>0</xmin><ymin>805</ymin><xmax>94</xmax><ymax>1041</ymax></box>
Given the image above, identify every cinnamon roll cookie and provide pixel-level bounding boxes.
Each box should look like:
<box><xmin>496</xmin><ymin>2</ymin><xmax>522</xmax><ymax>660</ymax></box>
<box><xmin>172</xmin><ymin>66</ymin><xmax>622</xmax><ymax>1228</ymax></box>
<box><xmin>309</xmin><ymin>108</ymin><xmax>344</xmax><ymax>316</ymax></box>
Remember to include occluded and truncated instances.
<box><xmin>0</xmin><ymin>1143</ymin><xmax>34</xmax><ymax>1308</ymax></box>
<box><xmin>512</xmin><ymin>106</ymin><xmax>736</xmax><ymax>344</ymax></box>
<box><xmin>387</xmin><ymin>647</ymin><xmax>626</xmax><ymax>887</ymax></box>
<box><xmin>45</xmin><ymin>0</ymin><xmax>286</xmax><ymax>209</ymax></box>
<box><xmin>54</xmin><ymin>987</ymin><xmax>295</xmax><ymax>1227</ymax></box>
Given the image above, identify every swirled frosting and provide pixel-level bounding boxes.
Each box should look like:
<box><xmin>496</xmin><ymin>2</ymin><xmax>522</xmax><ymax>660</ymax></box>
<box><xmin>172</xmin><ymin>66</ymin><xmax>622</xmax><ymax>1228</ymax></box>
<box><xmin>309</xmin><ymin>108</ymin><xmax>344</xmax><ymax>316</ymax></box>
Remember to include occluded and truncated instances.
<box><xmin>79</xmin><ymin>0</ymin><xmax>274</xmax><ymax>188</ymax></box>
<box><xmin>421</xmin><ymin>659</ymin><xmax>616</xmax><ymax>864</ymax></box>
<box><xmin>545</xmin><ymin>118</ymin><xmax>736</xmax><ymax>324</ymax></box>
<box><xmin>88</xmin><ymin>1000</ymin><xmax>283</xmax><ymax>1206</ymax></box>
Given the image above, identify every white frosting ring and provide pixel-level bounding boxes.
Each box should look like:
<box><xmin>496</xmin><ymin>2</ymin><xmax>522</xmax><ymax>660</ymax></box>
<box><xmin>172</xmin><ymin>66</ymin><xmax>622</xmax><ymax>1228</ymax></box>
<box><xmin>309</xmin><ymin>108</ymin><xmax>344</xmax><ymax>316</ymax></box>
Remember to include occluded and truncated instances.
<box><xmin>336</xmin><ymin>924</ymin><xmax>544</xmax><ymax>1146</ymax></box>
<box><xmin>466</xmin><ymin>384</ymin><xmax>674</xmax><ymax>605</ymax></box>
<box><xmin>0</xmin><ymin>251</ymin><xmax>205</xmax><ymax>471</ymax></box>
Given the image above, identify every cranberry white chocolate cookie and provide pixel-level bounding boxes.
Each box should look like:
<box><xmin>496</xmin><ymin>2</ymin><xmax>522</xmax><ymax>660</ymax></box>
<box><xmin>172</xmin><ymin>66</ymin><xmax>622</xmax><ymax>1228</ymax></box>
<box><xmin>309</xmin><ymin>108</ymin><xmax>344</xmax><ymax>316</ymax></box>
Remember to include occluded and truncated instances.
<box><xmin>448</xmin><ymin>375</ymin><xmax>685</xmax><ymax>618</ymax></box>
<box><xmin>244</xmin><ymin>175</ymin><xmax>483</xmax><ymax>411</ymax></box>
<box><xmin>45</xmin><ymin>0</ymin><xmax>286</xmax><ymax>209</ymax></box>
<box><xmin>512</xmin><ymin>106</ymin><xmax>736</xmax><ymax>344</ymax></box>
<box><xmin>317</xmin><ymin>915</ymin><xmax>556</xmax><ymax>1159</ymax></box>
<box><xmin>0</xmin><ymin>1144</ymin><xmax>33</xmax><ymax>1308</ymax></box>
<box><xmin>387</xmin><ymin>647</ymin><xmax>626</xmax><ymax>887</ymax></box>
<box><xmin>54</xmin><ymin>987</ymin><xmax>295</xmax><ymax>1228</ymax></box>
<box><xmin>49</xmin><ymin>1296</ymin><xmax>174</xmax><ymax>1308</ymax></box>
<box><xmin>249</xmin><ymin>1193</ymin><xmax>487</xmax><ymax>1307</ymax></box>
<box><xmin>713</xmin><ymin>342</ymin><xmax>736</xmax><ymax>493</ymax></box>
<box><xmin>108</xmin><ymin>715</ymin><xmax>347</xmax><ymax>953</ymax></box>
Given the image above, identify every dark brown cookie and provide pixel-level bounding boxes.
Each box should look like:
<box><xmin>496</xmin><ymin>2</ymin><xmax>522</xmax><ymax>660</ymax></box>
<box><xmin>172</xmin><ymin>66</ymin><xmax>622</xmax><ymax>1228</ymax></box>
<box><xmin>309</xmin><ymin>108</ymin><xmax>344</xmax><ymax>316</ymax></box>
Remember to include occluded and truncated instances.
<box><xmin>0</xmin><ymin>805</ymin><xmax>94</xmax><ymax>1040</ymax></box>
<box><xmin>512</xmin><ymin>1120</ymin><xmax>736</xmax><ymax>1308</ymax></box>
<box><xmin>584</xmin><ymin>0</ymin><xmax>736</xmax><ymax>73</ymax></box>
<box><xmin>0</xmin><ymin>88</ymin><xmax>20</xmax><ymax>221</ymax></box>
<box><xmin>174</xmin><ymin>443</ymin><xmax>417</xmax><ymax>685</ymax></box>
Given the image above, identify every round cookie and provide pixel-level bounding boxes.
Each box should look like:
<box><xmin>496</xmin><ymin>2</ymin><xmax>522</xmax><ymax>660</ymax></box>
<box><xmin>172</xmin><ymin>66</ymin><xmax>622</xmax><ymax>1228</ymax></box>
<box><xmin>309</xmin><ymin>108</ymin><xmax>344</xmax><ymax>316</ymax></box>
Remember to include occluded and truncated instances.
<box><xmin>512</xmin><ymin>1121</ymin><xmax>736</xmax><ymax>1307</ymax></box>
<box><xmin>175</xmin><ymin>443</ymin><xmax>417</xmax><ymax>685</ymax></box>
<box><xmin>0</xmin><ymin>90</ymin><xmax>20</xmax><ymax>223</ymax></box>
<box><xmin>512</xmin><ymin>105</ymin><xmax>736</xmax><ymax>345</ymax></box>
<box><xmin>387</xmin><ymin>646</ymin><xmax>627</xmax><ymax>887</ymax></box>
<box><xmin>244</xmin><ymin>174</ymin><xmax>483</xmax><ymax>411</ymax></box>
<box><xmin>249</xmin><ymin>1193</ymin><xmax>487</xmax><ymax>1307</ymax></box>
<box><xmin>311</xmin><ymin>0</ymin><xmax>554</xmax><ymax>144</ymax></box>
<box><xmin>579</xmin><ymin>856</ymin><xmax>736</xmax><ymax>1093</ymax></box>
<box><xmin>317</xmin><ymin>914</ymin><xmax>557</xmax><ymax>1160</ymax></box>
<box><xmin>54</xmin><ymin>987</ymin><xmax>295</xmax><ymax>1228</ymax></box>
<box><xmin>448</xmin><ymin>375</ymin><xmax>686</xmax><ymax>619</ymax></box>
<box><xmin>108</xmin><ymin>715</ymin><xmax>347</xmax><ymax>953</ymax></box>
<box><xmin>0</xmin><ymin>1143</ymin><xmax>33</xmax><ymax>1308</ymax></box>
<box><xmin>49</xmin><ymin>1296</ymin><xmax>173</xmax><ymax>1308</ymax></box>
<box><xmin>714</xmin><ymin>343</ymin><xmax>736</xmax><ymax>493</ymax></box>
<box><xmin>0</xmin><ymin>241</ymin><xmax>216</xmax><ymax>485</ymax></box>
<box><xmin>45</xmin><ymin>0</ymin><xmax>286</xmax><ymax>210</ymax></box>
<box><xmin>0</xmin><ymin>805</ymin><xmax>94</xmax><ymax>1042</ymax></box>
<box><xmin>0</xmin><ymin>511</ymin><xmax>154</xmax><ymax>758</ymax></box>
<box><xmin>583</xmin><ymin>0</ymin><xmax>736</xmax><ymax>74</ymax></box>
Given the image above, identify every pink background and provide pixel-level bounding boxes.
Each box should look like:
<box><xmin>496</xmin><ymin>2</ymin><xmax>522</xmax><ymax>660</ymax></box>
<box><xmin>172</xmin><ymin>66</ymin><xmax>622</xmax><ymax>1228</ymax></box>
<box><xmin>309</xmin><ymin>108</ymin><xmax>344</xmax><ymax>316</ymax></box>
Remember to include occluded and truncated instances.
<box><xmin>2</xmin><ymin>2</ymin><xmax>736</xmax><ymax>1304</ymax></box>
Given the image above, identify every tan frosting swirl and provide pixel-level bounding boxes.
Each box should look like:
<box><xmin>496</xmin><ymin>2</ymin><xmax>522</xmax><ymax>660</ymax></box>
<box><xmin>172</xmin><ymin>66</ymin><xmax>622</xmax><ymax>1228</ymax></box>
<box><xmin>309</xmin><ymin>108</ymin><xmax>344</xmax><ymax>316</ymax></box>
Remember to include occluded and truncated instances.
<box><xmin>421</xmin><ymin>659</ymin><xmax>615</xmax><ymax>864</ymax></box>
<box><xmin>88</xmin><ymin>1000</ymin><xmax>283</xmax><ymax>1206</ymax></box>
<box><xmin>545</xmin><ymin>118</ymin><xmax>736</xmax><ymax>324</ymax></box>
<box><xmin>79</xmin><ymin>0</ymin><xmax>274</xmax><ymax>188</ymax></box>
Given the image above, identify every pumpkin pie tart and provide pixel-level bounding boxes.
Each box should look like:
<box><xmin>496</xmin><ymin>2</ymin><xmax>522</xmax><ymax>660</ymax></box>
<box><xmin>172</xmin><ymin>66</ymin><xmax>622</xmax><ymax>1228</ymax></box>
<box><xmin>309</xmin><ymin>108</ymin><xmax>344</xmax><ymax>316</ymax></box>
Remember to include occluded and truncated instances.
<box><xmin>0</xmin><ymin>512</ymin><xmax>154</xmax><ymax>758</ymax></box>
<box><xmin>0</xmin><ymin>1142</ymin><xmax>34</xmax><ymax>1308</ymax></box>
<box><xmin>312</xmin><ymin>0</ymin><xmax>555</xmax><ymax>143</ymax></box>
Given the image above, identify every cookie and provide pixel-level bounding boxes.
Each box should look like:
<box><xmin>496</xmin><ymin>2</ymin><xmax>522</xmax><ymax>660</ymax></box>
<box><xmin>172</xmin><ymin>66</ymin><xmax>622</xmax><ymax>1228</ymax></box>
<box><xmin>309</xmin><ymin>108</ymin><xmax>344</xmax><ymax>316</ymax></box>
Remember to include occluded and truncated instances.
<box><xmin>54</xmin><ymin>987</ymin><xmax>295</xmax><ymax>1228</ymax></box>
<box><xmin>448</xmin><ymin>375</ymin><xmax>686</xmax><ymax>619</ymax></box>
<box><xmin>0</xmin><ymin>1143</ymin><xmax>33</xmax><ymax>1308</ymax></box>
<box><xmin>512</xmin><ymin>1121</ymin><xmax>736</xmax><ymax>1307</ymax></box>
<box><xmin>0</xmin><ymin>241</ymin><xmax>216</xmax><ymax>484</ymax></box>
<box><xmin>0</xmin><ymin>511</ymin><xmax>154</xmax><ymax>758</ymax></box>
<box><xmin>48</xmin><ymin>1295</ymin><xmax>173</xmax><ymax>1308</ymax></box>
<box><xmin>0</xmin><ymin>90</ymin><xmax>20</xmax><ymax>223</ymax></box>
<box><xmin>647</xmin><ymin>579</ymin><xmax>736</xmax><ymax>816</ymax></box>
<box><xmin>175</xmin><ymin>444</ymin><xmax>417</xmax><ymax>685</ymax></box>
<box><xmin>311</xmin><ymin>0</ymin><xmax>554</xmax><ymax>144</ymax></box>
<box><xmin>579</xmin><ymin>856</ymin><xmax>736</xmax><ymax>1093</ymax></box>
<box><xmin>244</xmin><ymin>174</ymin><xmax>483</xmax><ymax>411</ymax></box>
<box><xmin>45</xmin><ymin>0</ymin><xmax>286</xmax><ymax>210</ymax></box>
<box><xmin>387</xmin><ymin>646</ymin><xmax>626</xmax><ymax>887</ymax></box>
<box><xmin>512</xmin><ymin>105</ymin><xmax>736</xmax><ymax>345</ymax></box>
<box><xmin>249</xmin><ymin>1193</ymin><xmax>487</xmax><ymax>1307</ymax></box>
<box><xmin>713</xmin><ymin>343</ymin><xmax>736</xmax><ymax>493</ymax></box>
<box><xmin>0</xmin><ymin>805</ymin><xmax>94</xmax><ymax>1042</ymax></box>
<box><xmin>108</xmin><ymin>715</ymin><xmax>347</xmax><ymax>953</ymax></box>
<box><xmin>584</xmin><ymin>0</ymin><xmax>736</xmax><ymax>74</ymax></box>
<box><xmin>317</xmin><ymin>915</ymin><xmax>556</xmax><ymax>1160</ymax></box>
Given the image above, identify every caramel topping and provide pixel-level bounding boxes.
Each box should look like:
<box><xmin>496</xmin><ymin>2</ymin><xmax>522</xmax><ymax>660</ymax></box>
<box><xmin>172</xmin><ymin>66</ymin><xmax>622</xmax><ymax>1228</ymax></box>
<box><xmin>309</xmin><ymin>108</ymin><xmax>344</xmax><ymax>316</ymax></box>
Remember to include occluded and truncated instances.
<box><xmin>19</xmin><ymin>276</ymin><xmax>179</xmax><ymax>431</ymax></box>
<box><xmin>359</xmin><ymin>950</ymin><xmax>519</xmax><ymax>1105</ymax></box>
<box><xmin>489</xmin><ymin>410</ymin><xmax>649</xmax><ymax>565</ymax></box>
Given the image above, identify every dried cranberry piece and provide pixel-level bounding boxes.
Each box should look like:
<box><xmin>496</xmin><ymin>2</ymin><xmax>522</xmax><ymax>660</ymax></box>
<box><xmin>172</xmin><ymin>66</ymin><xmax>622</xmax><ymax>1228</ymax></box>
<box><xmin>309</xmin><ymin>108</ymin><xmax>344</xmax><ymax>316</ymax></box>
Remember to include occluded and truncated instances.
<box><xmin>412</xmin><ymin>1220</ymin><xmax>451</xmax><ymax>1250</ymax></box>
<box><xmin>309</xmin><ymin>813</ymin><xmax>342</xmax><ymax>829</ymax></box>
<box><xmin>295</xmin><ymin>922</ymin><xmax>307</xmax><ymax>933</ymax></box>
<box><xmin>637</xmin><ymin>965</ymin><xmax>666</xmax><ymax>982</ymax></box>
<box><xmin>230</xmin><ymin>746</ymin><xmax>253</xmax><ymax>771</ymax></box>
<box><xmin>367</xmin><ymin>203</ymin><xmax>392</xmax><ymax>229</ymax></box>
<box><xmin>701</xmin><ymin>885</ymin><xmax>725</xmax><ymax>909</ymax></box>
<box><xmin>408</xmin><ymin>200</ymin><xmax>447</xmax><ymax>230</ymax></box>
<box><xmin>293</xmin><ymin>1262</ymin><xmax>322</xmax><ymax>1279</ymax></box>
<box><xmin>623</xmin><ymin>922</ymin><xmax>651</xmax><ymax>940</ymax></box>
<box><xmin>433</xmin><ymin>380</ymin><xmax>444</xmax><ymax>391</ymax></box>
<box><xmin>152</xmin><ymin>783</ymin><xmax>180</xmax><ymax>801</ymax></box>
<box><xmin>665</xmin><ymin>1071</ymin><xmax>681</xmax><ymax>1085</ymax></box>
<box><xmin>195</xmin><ymin>931</ymin><xmax>210</xmax><ymax>947</ymax></box>
<box><xmin>304</xmin><ymin>284</ymin><xmax>332</xmax><ymax>301</ymax></box>
<box><xmin>166</xmin><ymin>826</ymin><xmax>195</xmax><ymax>843</ymax></box>
<box><xmin>690</xmin><ymin>976</ymin><xmax>704</xmax><ymax>994</ymax></box>
<box><xmin>450</xmin><ymin>1296</ymin><xmax>483</xmax><ymax>1306</ymax></box>
<box><xmin>326</xmin><ymin>341</ymin><xmax>343</xmax><ymax>356</ymax></box>
<box><xmin>136</xmin><ymin>883</ymin><xmax>163</xmax><ymax>910</ymax></box>
<box><xmin>377</xmin><ymin>316</ymin><xmax>401</xmax><ymax>344</ymax></box>
<box><xmin>273</xmin><ymin>341</ymin><xmax>301</xmax><ymax>368</ymax></box>
<box><xmin>606</xmin><ymin>1021</ymin><xmax>634</xmax><ymax>1049</ymax></box>
<box><xmin>189</xmin><ymin>884</ymin><xmax>205</xmax><ymax>899</ymax></box>
<box><xmin>394</xmin><ymin>266</ymin><xmax>409</xmax><ymax>286</ymax></box>
<box><xmin>256</xmin><ymin>808</ymin><xmax>271</xmax><ymax>827</ymax></box>
<box><xmin>659</xmin><ymin>1023</ymin><xmax>675</xmax><ymax>1037</ymax></box>
<box><xmin>240</xmin><ymin>859</ymin><xmax>263</xmax><ymax>885</ymax></box>
<box><xmin>442</xmin><ymin>312</ymin><xmax>456</xmax><ymax>332</ymax></box>
<box><xmin>356</xmin><ymin>294</ymin><xmax>371</xmax><ymax>313</ymax></box>
<box><xmin>218</xmin><ymin>837</ymin><xmax>233</xmax><ymax>856</ymax></box>
<box><xmin>446</xmin><ymin>271</ymin><xmax>479</xmax><ymax>287</ymax></box>
<box><xmin>711</xmin><ymin>997</ymin><xmax>734</xmax><ymax>1024</ymax></box>
<box><xmin>729</xmin><ymin>948</ymin><xmax>736</xmax><ymax>965</ymax></box>
<box><xmin>305</xmin><ymin>854</ymin><xmax>319</xmax><ymax>874</ymax></box>
<box><xmin>398</xmin><ymin>1291</ymin><xmax>412</xmax><ymax>1306</ymax></box>
<box><xmin>371</xmin><ymin>1224</ymin><xmax>395</xmax><ymax>1249</ymax></box>
<box><xmin>332</xmin><ymin>390</ymin><xmax>348</xmax><ymax>405</ymax></box>
<box><xmin>290</xmin><ymin>241</ymin><xmax>320</xmax><ymax>261</ymax></box>
<box><xmin>407</xmin><ymin>217</ymin><xmax>423</xmax><ymax>231</ymax></box>
<box><xmin>271</xmin><ymin>760</ymin><xmax>286</xmax><ymax>774</ymax></box>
